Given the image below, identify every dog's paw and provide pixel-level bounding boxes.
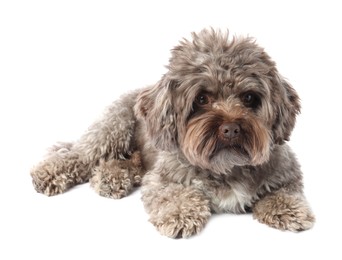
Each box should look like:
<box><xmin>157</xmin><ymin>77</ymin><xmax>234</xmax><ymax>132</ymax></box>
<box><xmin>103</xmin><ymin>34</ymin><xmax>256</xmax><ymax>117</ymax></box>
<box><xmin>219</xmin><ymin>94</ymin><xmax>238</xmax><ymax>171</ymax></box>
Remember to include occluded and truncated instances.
<box><xmin>90</xmin><ymin>156</ymin><xmax>144</xmax><ymax>199</ymax></box>
<box><xmin>90</xmin><ymin>165</ymin><xmax>131</xmax><ymax>199</ymax></box>
<box><xmin>146</xmin><ymin>188</ymin><xmax>211</xmax><ymax>238</ymax></box>
<box><xmin>253</xmin><ymin>193</ymin><xmax>315</xmax><ymax>232</ymax></box>
<box><xmin>31</xmin><ymin>163</ymin><xmax>70</xmax><ymax>196</ymax></box>
<box><xmin>31</xmin><ymin>143</ymin><xmax>90</xmax><ymax>196</ymax></box>
<box><xmin>155</xmin><ymin>209</ymin><xmax>210</xmax><ymax>238</ymax></box>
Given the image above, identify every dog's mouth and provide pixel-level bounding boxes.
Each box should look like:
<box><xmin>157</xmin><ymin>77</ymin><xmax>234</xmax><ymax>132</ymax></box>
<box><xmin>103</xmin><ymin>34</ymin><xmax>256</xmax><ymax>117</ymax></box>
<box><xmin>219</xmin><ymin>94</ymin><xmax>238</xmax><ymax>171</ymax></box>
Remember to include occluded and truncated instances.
<box><xmin>229</xmin><ymin>144</ymin><xmax>249</xmax><ymax>157</ymax></box>
<box><xmin>210</xmin><ymin>143</ymin><xmax>250</xmax><ymax>160</ymax></box>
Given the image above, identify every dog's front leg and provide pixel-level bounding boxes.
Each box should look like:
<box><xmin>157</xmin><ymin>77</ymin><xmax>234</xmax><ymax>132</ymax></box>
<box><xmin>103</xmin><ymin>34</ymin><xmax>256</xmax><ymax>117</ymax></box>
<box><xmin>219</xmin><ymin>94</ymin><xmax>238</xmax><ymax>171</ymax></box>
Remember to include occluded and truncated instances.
<box><xmin>250</xmin><ymin>144</ymin><xmax>315</xmax><ymax>232</ymax></box>
<box><xmin>252</xmin><ymin>190</ymin><xmax>315</xmax><ymax>231</ymax></box>
<box><xmin>141</xmin><ymin>172</ymin><xmax>211</xmax><ymax>238</ymax></box>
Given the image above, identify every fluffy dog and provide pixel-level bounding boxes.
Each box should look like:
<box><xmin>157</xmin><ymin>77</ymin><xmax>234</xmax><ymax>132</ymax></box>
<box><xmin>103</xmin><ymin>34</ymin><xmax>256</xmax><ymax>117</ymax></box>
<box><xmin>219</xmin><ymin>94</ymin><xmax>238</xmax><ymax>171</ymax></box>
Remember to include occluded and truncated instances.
<box><xmin>31</xmin><ymin>28</ymin><xmax>315</xmax><ymax>238</ymax></box>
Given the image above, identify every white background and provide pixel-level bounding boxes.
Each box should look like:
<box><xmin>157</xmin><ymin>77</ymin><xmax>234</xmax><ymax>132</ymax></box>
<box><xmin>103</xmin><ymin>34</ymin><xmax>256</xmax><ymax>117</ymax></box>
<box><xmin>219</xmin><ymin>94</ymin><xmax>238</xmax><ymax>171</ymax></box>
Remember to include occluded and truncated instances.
<box><xmin>1</xmin><ymin>0</ymin><xmax>341</xmax><ymax>259</ymax></box>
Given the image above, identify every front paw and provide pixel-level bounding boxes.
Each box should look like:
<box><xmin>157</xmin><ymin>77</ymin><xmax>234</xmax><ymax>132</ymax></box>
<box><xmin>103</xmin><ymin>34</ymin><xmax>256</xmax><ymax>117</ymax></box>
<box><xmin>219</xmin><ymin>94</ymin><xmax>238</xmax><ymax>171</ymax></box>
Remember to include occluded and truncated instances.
<box><xmin>154</xmin><ymin>209</ymin><xmax>210</xmax><ymax>238</ymax></box>
<box><xmin>253</xmin><ymin>193</ymin><xmax>315</xmax><ymax>232</ymax></box>
<box><xmin>147</xmin><ymin>190</ymin><xmax>211</xmax><ymax>238</ymax></box>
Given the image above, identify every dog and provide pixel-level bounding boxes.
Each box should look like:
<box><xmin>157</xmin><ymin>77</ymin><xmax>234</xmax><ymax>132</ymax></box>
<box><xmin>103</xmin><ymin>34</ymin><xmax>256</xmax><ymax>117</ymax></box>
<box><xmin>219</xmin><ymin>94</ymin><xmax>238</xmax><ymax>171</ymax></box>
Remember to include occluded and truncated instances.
<box><xmin>31</xmin><ymin>28</ymin><xmax>315</xmax><ymax>238</ymax></box>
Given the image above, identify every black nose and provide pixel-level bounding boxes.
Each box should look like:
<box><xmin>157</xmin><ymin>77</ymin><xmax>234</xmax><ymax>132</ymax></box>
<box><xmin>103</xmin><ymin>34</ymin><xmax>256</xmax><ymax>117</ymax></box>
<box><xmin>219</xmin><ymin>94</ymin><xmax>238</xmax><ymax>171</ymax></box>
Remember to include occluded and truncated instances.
<box><xmin>219</xmin><ymin>123</ymin><xmax>240</xmax><ymax>139</ymax></box>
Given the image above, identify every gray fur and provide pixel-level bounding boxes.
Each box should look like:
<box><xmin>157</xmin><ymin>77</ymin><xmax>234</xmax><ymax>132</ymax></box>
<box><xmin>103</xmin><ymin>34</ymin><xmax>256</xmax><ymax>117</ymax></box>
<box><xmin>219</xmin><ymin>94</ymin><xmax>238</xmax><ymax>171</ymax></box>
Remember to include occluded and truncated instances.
<box><xmin>31</xmin><ymin>28</ymin><xmax>314</xmax><ymax>238</ymax></box>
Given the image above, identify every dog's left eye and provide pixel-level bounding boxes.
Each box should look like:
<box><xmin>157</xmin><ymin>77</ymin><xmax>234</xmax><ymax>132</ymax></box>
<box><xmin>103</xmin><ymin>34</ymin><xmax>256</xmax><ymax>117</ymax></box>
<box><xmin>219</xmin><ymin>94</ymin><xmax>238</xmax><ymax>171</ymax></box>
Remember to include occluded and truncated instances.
<box><xmin>241</xmin><ymin>92</ymin><xmax>261</xmax><ymax>109</ymax></box>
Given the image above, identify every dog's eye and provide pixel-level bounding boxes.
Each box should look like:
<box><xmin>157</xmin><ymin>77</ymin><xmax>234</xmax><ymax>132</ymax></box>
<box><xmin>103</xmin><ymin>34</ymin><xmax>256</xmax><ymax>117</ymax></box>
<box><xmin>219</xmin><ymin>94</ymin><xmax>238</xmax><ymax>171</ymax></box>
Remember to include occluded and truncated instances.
<box><xmin>241</xmin><ymin>92</ymin><xmax>261</xmax><ymax>109</ymax></box>
<box><xmin>195</xmin><ymin>94</ymin><xmax>210</xmax><ymax>105</ymax></box>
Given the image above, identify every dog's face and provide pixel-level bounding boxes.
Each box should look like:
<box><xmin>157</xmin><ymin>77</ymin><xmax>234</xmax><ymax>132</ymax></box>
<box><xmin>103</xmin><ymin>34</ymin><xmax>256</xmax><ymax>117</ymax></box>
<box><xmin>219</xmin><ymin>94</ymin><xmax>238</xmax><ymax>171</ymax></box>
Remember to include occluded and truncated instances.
<box><xmin>135</xmin><ymin>29</ymin><xmax>300</xmax><ymax>174</ymax></box>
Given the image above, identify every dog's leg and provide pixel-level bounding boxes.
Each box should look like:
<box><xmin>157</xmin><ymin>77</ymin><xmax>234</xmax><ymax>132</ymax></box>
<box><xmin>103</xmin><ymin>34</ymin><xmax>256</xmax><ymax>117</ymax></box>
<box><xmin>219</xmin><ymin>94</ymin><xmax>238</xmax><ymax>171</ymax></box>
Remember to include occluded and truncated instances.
<box><xmin>31</xmin><ymin>142</ymin><xmax>91</xmax><ymax>196</ymax></box>
<box><xmin>251</xmin><ymin>144</ymin><xmax>315</xmax><ymax>231</ymax></box>
<box><xmin>79</xmin><ymin>90</ymin><xmax>146</xmax><ymax>198</ymax></box>
<box><xmin>75</xmin><ymin>90</ymin><xmax>139</xmax><ymax>162</ymax></box>
<box><xmin>141</xmin><ymin>172</ymin><xmax>211</xmax><ymax>238</ymax></box>
<box><xmin>90</xmin><ymin>151</ymin><xmax>144</xmax><ymax>199</ymax></box>
<box><xmin>31</xmin><ymin>91</ymin><xmax>143</xmax><ymax>197</ymax></box>
<box><xmin>252</xmin><ymin>190</ymin><xmax>315</xmax><ymax>231</ymax></box>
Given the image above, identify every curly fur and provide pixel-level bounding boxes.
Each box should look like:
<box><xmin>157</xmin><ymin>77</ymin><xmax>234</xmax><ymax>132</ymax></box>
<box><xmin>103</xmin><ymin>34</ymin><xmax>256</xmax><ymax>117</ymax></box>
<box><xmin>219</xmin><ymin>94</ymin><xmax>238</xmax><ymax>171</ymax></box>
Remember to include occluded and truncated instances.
<box><xmin>31</xmin><ymin>142</ymin><xmax>91</xmax><ymax>195</ymax></box>
<box><xmin>90</xmin><ymin>151</ymin><xmax>143</xmax><ymax>199</ymax></box>
<box><xmin>31</xmin><ymin>28</ymin><xmax>314</xmax><ymax>238</ymax></box>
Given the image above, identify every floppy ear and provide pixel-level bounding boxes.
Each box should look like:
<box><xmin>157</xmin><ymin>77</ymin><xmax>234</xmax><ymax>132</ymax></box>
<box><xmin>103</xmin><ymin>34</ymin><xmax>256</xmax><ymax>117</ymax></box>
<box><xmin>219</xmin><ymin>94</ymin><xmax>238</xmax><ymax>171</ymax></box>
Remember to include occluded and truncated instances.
<box><xmin>272</xmin><ymin>76</ymin><xmax>301</xmax><ymax>144</ymax></box>
<box><xmin>134</xmin><ymin>75</ymin><xmax>178</xmax><ymax>151</ymax></box>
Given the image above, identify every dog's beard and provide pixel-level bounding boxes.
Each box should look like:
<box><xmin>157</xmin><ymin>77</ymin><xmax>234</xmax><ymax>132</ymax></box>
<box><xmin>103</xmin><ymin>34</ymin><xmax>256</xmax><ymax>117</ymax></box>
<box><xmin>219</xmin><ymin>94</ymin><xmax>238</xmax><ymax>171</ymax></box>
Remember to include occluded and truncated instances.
<box><xmin>180</xmin><ymin>110</ymin><xmax>271</xmax><ymax>174</ymax></box>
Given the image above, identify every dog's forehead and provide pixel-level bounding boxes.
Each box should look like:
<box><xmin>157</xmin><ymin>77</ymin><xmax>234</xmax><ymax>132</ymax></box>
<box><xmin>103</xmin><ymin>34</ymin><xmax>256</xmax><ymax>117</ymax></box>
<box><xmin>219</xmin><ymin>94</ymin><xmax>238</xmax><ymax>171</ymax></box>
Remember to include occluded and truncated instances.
<box><xmin>170</xmin><ymin>34</ymin><xmax>276</xmax><ymax>100</ymax></box>
<box><xmin>194</xmin><ymin>59</ymin><xmax>269</xmax><ymax>98</ymax></box>
<box><xmin>198</xmin><ymin>54</ymin><xmax>271</xmax><ymax>91</ymax></box>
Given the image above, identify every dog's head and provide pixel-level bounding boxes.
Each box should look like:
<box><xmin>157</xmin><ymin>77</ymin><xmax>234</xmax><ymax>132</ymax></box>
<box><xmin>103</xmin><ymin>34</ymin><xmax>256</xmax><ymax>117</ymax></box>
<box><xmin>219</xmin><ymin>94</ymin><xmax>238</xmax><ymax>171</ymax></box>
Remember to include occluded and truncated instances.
<box><xmin>135</xmin><ymin>28</ymin><xmax>300</xmax><ymax>173</ymax></box>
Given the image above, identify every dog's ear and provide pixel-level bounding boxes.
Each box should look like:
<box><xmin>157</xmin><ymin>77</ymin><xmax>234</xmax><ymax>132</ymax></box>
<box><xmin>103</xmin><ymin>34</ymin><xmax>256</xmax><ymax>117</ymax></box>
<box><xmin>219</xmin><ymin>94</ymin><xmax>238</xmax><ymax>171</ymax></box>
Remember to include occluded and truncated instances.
<box><xmin>272</xmin><ymin>75</ymin><xmax>301</xmax><ymax>144</ymax></box>
<box><xmin>135</xmin><ymin>75</ymin><xmax>178</xmax><ymax>151</ymax></box>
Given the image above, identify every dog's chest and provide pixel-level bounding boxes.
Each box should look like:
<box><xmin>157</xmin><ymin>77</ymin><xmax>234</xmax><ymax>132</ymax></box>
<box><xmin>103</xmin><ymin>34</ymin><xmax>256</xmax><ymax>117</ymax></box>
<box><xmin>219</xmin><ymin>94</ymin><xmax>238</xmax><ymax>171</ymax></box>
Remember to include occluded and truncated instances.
<box><xmin>192</xmin><ymin>176</ymin><xmax>254</xmax><ymax>214</ymax></box>
<box><xmin>211</xmin><ymin>184</ymin><xmax>254</xmax><ymax>213</ymax></box>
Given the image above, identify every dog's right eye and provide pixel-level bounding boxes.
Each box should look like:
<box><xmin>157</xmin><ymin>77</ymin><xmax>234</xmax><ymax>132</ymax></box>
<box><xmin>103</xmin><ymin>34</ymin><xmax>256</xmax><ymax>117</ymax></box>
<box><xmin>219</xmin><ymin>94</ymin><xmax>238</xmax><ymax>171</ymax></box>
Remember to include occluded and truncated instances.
<box><xmin>195</xmin><ymin>94</ymin><xmax>210</xmax><ymax>105</ymax></box>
